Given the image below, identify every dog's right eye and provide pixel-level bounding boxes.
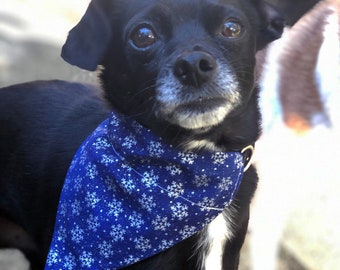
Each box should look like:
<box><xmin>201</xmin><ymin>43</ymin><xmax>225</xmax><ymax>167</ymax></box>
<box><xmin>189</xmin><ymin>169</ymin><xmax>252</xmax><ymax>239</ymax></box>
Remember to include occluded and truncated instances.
<box><xmin>221</xmin><ymin>19</ymin><xmax>243</xmax><ymax>38</ymax></box>
<box><xmin>129</xmin><ymin>25</ymin><xmax>158</xmax><ymax>49</ymax></box>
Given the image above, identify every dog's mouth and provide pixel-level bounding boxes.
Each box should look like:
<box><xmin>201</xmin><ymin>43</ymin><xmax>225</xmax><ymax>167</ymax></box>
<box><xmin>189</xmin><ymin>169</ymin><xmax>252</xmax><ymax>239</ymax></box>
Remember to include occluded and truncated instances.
<box><xmin>160</xmin><ymin>97</ymin><xmax>237</xmax><ymax>130</ymax></box>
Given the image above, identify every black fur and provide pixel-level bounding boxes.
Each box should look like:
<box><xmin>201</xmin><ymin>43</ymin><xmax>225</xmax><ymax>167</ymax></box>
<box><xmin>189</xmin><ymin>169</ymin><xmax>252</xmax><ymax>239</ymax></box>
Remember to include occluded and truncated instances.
<box><xmin>0</xmin><ymin>0</ymin><xmax>283</xmax><ymax>269</ymax></box>
<box><xmin>266</xmin><ymin>0</ymin><xmax>321</xmax><ymax>25</ymax></box>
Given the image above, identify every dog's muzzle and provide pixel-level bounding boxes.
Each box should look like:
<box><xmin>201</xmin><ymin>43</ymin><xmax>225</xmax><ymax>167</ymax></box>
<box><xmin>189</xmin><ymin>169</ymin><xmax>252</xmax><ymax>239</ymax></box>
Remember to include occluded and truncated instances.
<box><xmin>156</xmin><ymin>51</ymin><xmax>241</xmax><ymax>130</ymax></box>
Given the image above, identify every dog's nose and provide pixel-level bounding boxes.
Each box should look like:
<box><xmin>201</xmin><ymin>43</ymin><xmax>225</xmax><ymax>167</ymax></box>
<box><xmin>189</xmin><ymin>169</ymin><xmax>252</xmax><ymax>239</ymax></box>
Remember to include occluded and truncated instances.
<box><xmin>174</xmin><ymin>52</ymin><xmax>217</xmax><ymax>87</ymax></box>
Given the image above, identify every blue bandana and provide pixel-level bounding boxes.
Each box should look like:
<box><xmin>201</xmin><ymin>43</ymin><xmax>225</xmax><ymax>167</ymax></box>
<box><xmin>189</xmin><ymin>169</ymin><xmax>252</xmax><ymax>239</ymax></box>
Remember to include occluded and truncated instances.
<box><xmin>45</xmin><ymin>112</ymin><xmax>245</xmax><ymax>270</ymax></box>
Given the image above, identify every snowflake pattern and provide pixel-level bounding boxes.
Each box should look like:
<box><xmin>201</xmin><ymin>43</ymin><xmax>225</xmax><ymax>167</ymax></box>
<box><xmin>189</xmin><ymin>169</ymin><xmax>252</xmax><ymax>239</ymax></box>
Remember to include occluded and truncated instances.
<box><xmin>121</xmin><ymin>177</ymin><xmax>136</xmax><ymax>194</ymax></box>
<box><xmin>171</xmin><ymin>202</ymin><xmax>189</xmax><ymax>220</ymax></box>
<box><xmin>218</xmin><ymin>177</ymin><xmax>233</xmax><ymax>191</ymax></box>
<box><xmin>56</xmin><ymin>226</ymin><xmax>67</xmax><ymax>242</ymax></box>
<box><xmin>141</xmin><ymin>170</ymin><xmax>158</xmax><ymax>188</ymax></box>
<box><xmin>46</xmin><ymin>249</ymin><xmax>58</xmax><ymax>266</ymax></box>
<box><xmin>166</xmin><ymin>181</ymin><xmax>184</xmax><ymax>198</ymax></box>
<box><xmin>148</xmin><ymin>141</ymin><xmax>165</xmax><ymax>157</ymax></box>
<box><xmin>71</xmin><ymin>225</ymin><xmax>84</xmax><ymax>244</ymax></box>
<box><xmin>158</xmin><ymin>239</ymin><xmax>174</xmax><ymax>250</ymax></box>
<box><xmin>108</xmin><ymin>198</ymin><xmax>124</xmax><ymax>217</ymax></box>
<box><xmin>193</xmin><ymin>174</ymin><xmax>211</xmax><ymax>187</ymax></box>
<box><xmin>71</xmin><ymin>200</ymin><xmax>82</xmax><ymax>215</ymax></box>
<box><xmin>138</xmin><ymin>193</ymin><xmax>156</xmax><ymax>212</ymax></box>
<box><xmin>85</xmin><ymin>191</ymin><xmax>100</xmax><ymax>208</ymax></box>
<box><xmin>110</xmin><ymin>224</ymin><xmax>126</xmax><ymax>242</ymax></box>
<box><xmin>166</xmin><ymin>163</ymin><xmax>183</xmax><ymax>175</ymax></box>
<box><xmin>179</xmin><ymin>225</ymin><xmax>197</xmax><ymax>238</ymax></box>
<box><xmin>63</xmin><ymin>253</ymin><xmax>76</xmax><ymax>270</ymax></box>
<box><xmin>178</xmin><ymin>151</ymin><xmax>198</xmax><ymax>164</ymax></box>
<box><xmin>99</xmin><ymin>241</ymin><xmax>114</xmax><ymax>259</ymax></box>
<box><xmin>134</xmin><ymin>236</ymin><xmax>152</xmax><ymax>252</ymax></box>
<box><xmin>86</xmin><ymin>214</ymin><xmax>100</xmax><ymax>232</ymax></box>
<box><xmin>79</xmin><ymin>251</ymin><xmax>94</xmax><ymax>268</ymax></box>
<box><xmin>93</xmin><ymin>137</ymin><xmax>110</xmax><ymax>150</ymax></box>
<box><xmin>128</xmin><ymin>211</ymin><xmax>145</xmax><ymax>229</ymax></box>
<box><xmin>101</xmin><ymin>154</ymin><xmax>116</xmax><ymax>165</ymax></box>
<box><xmin>45</xmin><ymin>112</ymin><xmax>245</xmax><ymax>270</ymax></box>
<box><xmin>152</xmin><ymin>215</ymin><xmax>171</xmax><ymax>231</ymax></box>
<box><xmin>85</xmin><ymin>163</ymin><xmax>98</xmax><ymax>180</ymax></box>
<box><xmin>122</xmin><ymin>135</ymin><xmax>137</xmax><ymax>149</ymax></box>
<box><xmin>212</xmin><ymin>152</ymin><xmax>230</xmax><ymax>164</ymax></box>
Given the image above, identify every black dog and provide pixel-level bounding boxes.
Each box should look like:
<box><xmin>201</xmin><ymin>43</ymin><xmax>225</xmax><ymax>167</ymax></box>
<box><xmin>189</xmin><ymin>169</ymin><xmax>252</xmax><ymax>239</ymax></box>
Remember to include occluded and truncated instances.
<box><xmin>0</xmin><ymin>0</ymin><xmax>283</xmax><ymax>269</ymax></box>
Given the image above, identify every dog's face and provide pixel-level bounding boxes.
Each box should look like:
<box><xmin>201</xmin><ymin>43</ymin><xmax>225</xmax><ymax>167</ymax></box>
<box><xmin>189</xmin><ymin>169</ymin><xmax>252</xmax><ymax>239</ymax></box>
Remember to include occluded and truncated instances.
<box><xmin>62</xmin><ymin>0</ymin><xmax>283</xmax><ymax>133</ymax></box>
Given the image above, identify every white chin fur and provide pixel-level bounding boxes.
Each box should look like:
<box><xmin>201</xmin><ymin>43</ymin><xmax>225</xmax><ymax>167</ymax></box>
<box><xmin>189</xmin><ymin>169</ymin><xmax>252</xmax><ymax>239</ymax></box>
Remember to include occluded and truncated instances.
<box><xmin>173</xmin><ymin>104</ymin><xmax>232</xmax><ymax>130</ymax></box>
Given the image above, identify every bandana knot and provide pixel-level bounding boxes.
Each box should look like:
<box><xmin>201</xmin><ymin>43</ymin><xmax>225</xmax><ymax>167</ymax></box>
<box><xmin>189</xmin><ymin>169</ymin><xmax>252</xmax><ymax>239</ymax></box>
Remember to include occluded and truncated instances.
<box><xmin>45</xmin><ymin>112</ymin><xmax>245</xmax><ymax>270</ymax></box>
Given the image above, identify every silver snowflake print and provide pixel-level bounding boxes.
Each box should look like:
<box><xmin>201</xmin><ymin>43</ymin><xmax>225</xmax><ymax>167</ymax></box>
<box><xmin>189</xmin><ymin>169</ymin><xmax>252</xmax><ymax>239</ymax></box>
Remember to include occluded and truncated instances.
<box><xmin>128</xmin><ymin>211</ymin><xmax>145</xmax><ymax>229</ymax></box>
<box><xmin>141</xmin><ymin>170</ymin><xmax>159</xmax><ymax>188</ymax></box>
<box><xmin>166</xmin><ymin>181</ymin><xmax>185</xmax><ymax>198</ymax></box>
<box><xmin>166</xmin><ymin>164</ymin><xmax>183</xmax><ymax>176</ymax></box>
<box><xmin>85</xmin><ymin>191</ymin><xmax>100</xmax><ymax>208</ymax></box>
<box><xmin>138</xmin><ymin>193</ymin><xmax>156</xmax><ymax>212</ymax></box>
<box><xmin>152</xmin><ymin>215</ymin><xmax>171</xmax><ymax>231</ymax></box>
<box><xmin>211</xmin><ymin>152</ymin><xmax>229</xmax><ymax>165</ymax></box>
<box><xmin>122</xmin><ymin>135</ymin><xmax>137</xmax><ymax>149</ymax></box>
<box><xmin>110</xmin><ymin>115</ymin><xmax>120</xmax><ymax>127</ymax></box>
<box><xmin>46</xmin><ymin>249</ymin><xmax>58</xmax><ymax>266</ymax></box>
<box><xmin>178</xmin><ymin>151</ymin><xmax>198</xmax><ymax>164</ymax></box>
<box><xmin>198</xmin><ymin>197</ymin><xmax>216</xmax><ymax>210</ymax></box>
<box><xmin>147</xmin><ymin>141</ymin><xmax>165</xmax><ymax>157</ymax></box>
<box><xmin>92</xmin><ymin>137</ymin><xmax>110</xmax><ymax>150</ymax></box>
<box><xmin>59</xmin><ymin>202</ymin><xmax>67</xmax><ymax>217</ymax></box>
<box><xmin>234</xmin><ymin>154</ymin><xmax>244</xmax><ymax>170</ymax></box>
<box><xmin>121</xmin><ymin>177</ymin><xmax>136</xmax><ymax>194</ymax></box>
<box><xmin>132</xmin><ymin>121</ymin><xmax>144</xmax><ymax>134</ymax></box>
<box><xmin>134</xmin><ymin>236</ymin><xmax>152</xmax><ymax>252</ymax></box>
<box><xmin>179</xmin><ymin>225</ymin><xmax>197</xmax><ymax>239</ymax></box>
<box><xmin>71</xmin><ymin>199</ymin><xmax>82</xmax><ymax>215</ymax></box>
<box><xmin>86</xmin><ymin>214</ymin><xmax>100</xmax><ymax>232</ymax></box>
<box><xmin>121</xmin><ymin>161</ymin><xmax>133</xmax><ymax>171</ymax></box>
<box><xmin>99</xmin><ymin>241</ymin><xmax>114</xmax><ymax>259</ymax></box>
<box><xmin>218</xmin><ymin>177</ymin><xmax>233</xmax><ymax>191</ymax></box>
<box><xmin>73</xmin><ymin>176</ymin><xmax>83</xmax><ymax>192</ymax></box>
<box><xmin>79</xmin><ymin>251</ymin><xmax>94</xmax><ymax>268</ymax></box>
<box><xmin>110</xmin><ymin>224</ymin><xmax>126</xmax><ymax>242</ymax></box>
<box><xmin>101</xmin><ymin>154</ymin><xmax>116</xmax><ymax>165</ymax></box>
<box><xmin>71</xmin><ymin>225</ymin><xmax>84</xmax><ymax>244</ymax></box>
<box><xmin>78</xmin><ymin>152</ymin><xmax>88</xmax><ymax>166</ymax></box>
<box><xmin>124</xmin><ymin>255</ymin><xmax>139</xmax><ymax>266</ymax></box>
<box><xmin>193</xmin><ymin>174</ymin><xmax>211</xmax><ymax>187</ymax></box>
<box><xmin>56</xmin><ymin>226</ymin><xmax>67</xmax><ymax>242</ymax></box>
<box><xmin>108</xmin><ymin>198</ymin><xmax>123</xmax><ymax>217</ymax></box>
<box><xmin>63</xmin><ymin>253</ymin><xmax>76</xmax><ymax>270</ymax></box>
<box><xmin>85</xmin><ymin>163</ymin><xmax>98</xmax><ymax>180</ymax></box>
<box><xmin>171</xmin><ymin>202</ymin><xmax>189</xmax><ymax>220</ymax></box>
<box><xmin>104</xmin><ymin>176</ymin><xmax>117</xmax><ymax>192</ymax></box>
<box><xmin>158</xmin><ymin>239</ymin><xmax>174</xmax><ymax>250</ymax></box>
<box><xmin>121</xmin><ymin>179</ymin><xmax>136</xmax><ymax>194</ymax></box>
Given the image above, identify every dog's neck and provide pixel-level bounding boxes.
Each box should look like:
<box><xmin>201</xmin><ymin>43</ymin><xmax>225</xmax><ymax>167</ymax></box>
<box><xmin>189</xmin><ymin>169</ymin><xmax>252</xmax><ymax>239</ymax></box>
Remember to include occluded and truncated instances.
<box><xmin>104</xmin><ymin>86</ymin><xmax>261</xmax><ymax>154</ymax></box>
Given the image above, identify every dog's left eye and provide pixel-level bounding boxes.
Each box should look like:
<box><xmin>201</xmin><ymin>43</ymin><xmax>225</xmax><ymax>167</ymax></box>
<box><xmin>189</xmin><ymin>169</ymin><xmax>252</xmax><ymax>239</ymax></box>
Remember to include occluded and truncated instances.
<box><xmin>129</xmin><ymin>25</ymin><xmax>158</xmax><ymax>49</ymax></box>
<box><xmin>221</xmin><ymin>20</ymin><xmax>243</xmax><ymax>38</ymax></box>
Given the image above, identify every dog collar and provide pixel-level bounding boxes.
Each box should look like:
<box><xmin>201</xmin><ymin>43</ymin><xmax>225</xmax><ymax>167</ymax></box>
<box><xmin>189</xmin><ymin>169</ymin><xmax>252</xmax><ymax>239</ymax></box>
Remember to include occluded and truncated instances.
<box><xmin>45</xmin><ymin>112</ymin><xmax>246</xmax><ymax>269</ymax></box>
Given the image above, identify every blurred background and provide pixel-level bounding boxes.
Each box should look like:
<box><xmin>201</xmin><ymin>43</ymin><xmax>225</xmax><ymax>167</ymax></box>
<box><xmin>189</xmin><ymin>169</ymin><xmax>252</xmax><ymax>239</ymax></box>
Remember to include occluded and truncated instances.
<box><xmin>0</xmin><ymin>0</ymin><xmax>95</xmax><ymax>87</ymax></box>
<box><xmin>0</xmin><ymin>0</ymin><xmax>339</xmax><ymax>270</ymax></box>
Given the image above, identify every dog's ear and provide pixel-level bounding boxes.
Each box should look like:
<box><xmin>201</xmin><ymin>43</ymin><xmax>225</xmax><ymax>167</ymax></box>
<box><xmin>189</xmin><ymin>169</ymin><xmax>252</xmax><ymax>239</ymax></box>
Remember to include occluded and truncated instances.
<box><xmin>61</xmin><ymin>0</ymin><xmax>113</xmax><ymax>71</ymax></box>
<box><xmin>256</xmin><ymin>2</ymin><xmax>285</xmax><ymax>50</ymax></box>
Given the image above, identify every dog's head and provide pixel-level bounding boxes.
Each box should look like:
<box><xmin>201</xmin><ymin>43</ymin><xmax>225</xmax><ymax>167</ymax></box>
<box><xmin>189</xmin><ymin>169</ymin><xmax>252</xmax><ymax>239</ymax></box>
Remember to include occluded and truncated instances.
<box><xmin>62</xmin><ymin>0</ymin><xmax>283</xmax><ymax>135</ymax></box>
